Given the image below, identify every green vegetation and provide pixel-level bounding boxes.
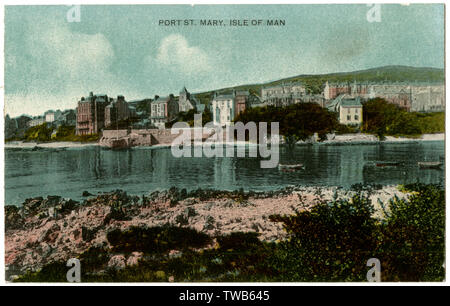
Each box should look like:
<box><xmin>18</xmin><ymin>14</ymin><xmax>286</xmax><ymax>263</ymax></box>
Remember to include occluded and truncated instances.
<box><xmin>16</xmin><ymin>123</ymin><xmax>99</xmax><ymax>143</ymax></box>
<box><xmin>362</xmin><ymin>98</ymin><xmax>444</xmax><ymax>138</ymax></box>
<box><xmin>175</xmin><ymin>108</ymin><xmax>213</xmax><ymax>127</ymax></box>
<box><xmin>233</xmin><ymin>97</ymin><xmax>442</xmax><ymax>142</ymax></box>
<box><xmin>16</xmin><ymin>184</ymin><xmax>444</xmax><ymax>282</ymax></box>
<box><xmin>235</xmin><ymin>103</ymin><xmax>341</xmax><ymax>143</ymax></box>
<box><xmin>107</xmin><ymin>226</ymin><xmax>212</xmax><ymax>253</ymax></box>
<box><xmin>23</xmin><ymin>123</ymin><xmax>54</xmax><ymax>142</ymax></box>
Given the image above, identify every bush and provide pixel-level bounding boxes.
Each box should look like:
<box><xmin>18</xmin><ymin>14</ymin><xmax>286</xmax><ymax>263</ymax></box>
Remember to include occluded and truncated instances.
<box><xmin>269</xmin><ymin>194</ymin><xmax>378</xmax><ymax>281</ymax></box>
<box><xmin>362</xmin><ymin>98</ymin><xmax>444</xmax><ymax>137</ymax></box>
<box><xmin>235</xmin><ymin>103</ymin><xmax>339</xmax><ymax>142</ymax></box>
<box><xmin>106</xmin><ymin>226</ymin><xmax>212</xmax><ymax>254</ymax></box>
<box><xmin>377</xmin><ymin>183</ymin><xmax>445</xmax><ymax>281</ymax></box>
<box><xmin>14</xmin><ymin>185</ymin><xmax>445</xmax><ymax>282</ymax></box>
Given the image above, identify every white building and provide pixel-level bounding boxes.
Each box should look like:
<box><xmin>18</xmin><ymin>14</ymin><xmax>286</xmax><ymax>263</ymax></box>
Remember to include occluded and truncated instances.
<box><xmin>327</xmin><ymin>95</ymin><xmax>363</xmax><ymax>125</ymax></box>
<box><xmin>212</xmin><ymin>93</ymin><xmax>235</xmax><ymax>126</ymax></box>
<box><xmin>27</xmin><ymin>116</ymin><xmax>46</xmax><ymax>127</ymax></box>
<box><xmin>339</xmin><ymin>98</ymin><xmax>363</xmax><ymax>125</ymax></box>
<box><xmin>44</xmin><ymin>110</ymin><xmax>62</xmax><ymax>123</ymax></box>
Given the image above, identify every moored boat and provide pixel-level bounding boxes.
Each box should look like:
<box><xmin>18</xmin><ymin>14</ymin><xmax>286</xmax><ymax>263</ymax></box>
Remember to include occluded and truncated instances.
<box><xmin>375</xmin><ymin>161</ymin><xmax>402</xmax><ymax>167</ymax></box>
<box><xmin>278</xmin><ymin>163</ymin><xmax>304</xmax><ymax>171</ymax></box>
<box><xmin>418</xmin><ymin>161</ymin><xmax>442</xmax><ymax>169</ymax></box>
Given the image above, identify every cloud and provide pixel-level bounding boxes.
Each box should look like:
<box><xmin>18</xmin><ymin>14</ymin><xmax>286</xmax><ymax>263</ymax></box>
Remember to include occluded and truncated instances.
<box><xmin>155</xmin><ymin>34</ymin><xmax>213</xmax><ymax>74</ymax></box>
<box><xmin>24</xmin><ymin>19</ymin><xmax>117</xmax><ymax>93</ymax></box>
<box><xmin>4</xmin><ymin>19</ymin><xmax>130</xmax><ymax>117</ymax></box>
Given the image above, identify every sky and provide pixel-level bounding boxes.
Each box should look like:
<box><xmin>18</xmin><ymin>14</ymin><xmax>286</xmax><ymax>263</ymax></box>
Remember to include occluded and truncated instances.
<box><xmin>4</xmin><ymin>4</ymin><xmax>445</xmax><ymax>117</ymax></box>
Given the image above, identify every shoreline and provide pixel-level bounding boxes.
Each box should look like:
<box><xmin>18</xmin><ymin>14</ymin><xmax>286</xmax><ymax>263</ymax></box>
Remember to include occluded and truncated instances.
<box><xmin>3</xmin><ymin>133</ymin><xmax>444</xmax><ymax>149</ymax></box>
<box><xmin>4</xmin><ymin>141</ymin><xmax>99</xmax><ymax>149</ymax></box>
<box><xmin>5</xmin><ymin>185</ymin><xmax>408</xmax><ymax>279</ymax></box>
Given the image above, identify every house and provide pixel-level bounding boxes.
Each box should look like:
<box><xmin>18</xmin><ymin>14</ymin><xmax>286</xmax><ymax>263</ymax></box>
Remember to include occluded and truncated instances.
<box><xmin>337</xmin><ymin>97</ymin><xmax>363</xmax><ymax>125</ymax></box>
<box><xmin>261</xmin><ymin>82</ymin><xmax>307</xmax><ymax>106</ymax></box>
<box><xmin>45</xmin><ymin>110</ymin><xmax>62</xmax><ymax>123</ymax></box>
<box><xmin>60</xmin><ymin>109</ymin><xmax>76</xmax><ymax>126</ymax></box>
<box><xmin>52</xmin><ymin>109</ymin><xmax>76</xmax><ymax>128</ymax></box>
<box><xmin>27</xmin><ymin>116</ymin><xmax>46</xmax><ymax>127</ymax></box>
<box><xmin>234</xmin><ymin>90</ymin><xmax>250</xmax><ymax>116</ymax></box>
<box><xmin>150</xmin><ymin>95</ymin><xmax>178</xmax><ymax>129</ymax></box>
<box><xmin>323</xmin><ymin>81</ymin><xmax>369</xmax><ymax>100</ymax></box>
<box><xmin>105</xmin><ymin>95</ymin><xmax>132</xmax><ymax>128</ymax></box>
<box><xmin>212</xmin><ymin>92</ymin><xmax>235</xmax><ymax>126</ymax></box>
<box><xmin>75</xmin><ymin>92</ymin><xmax>110</xmax><ymax>135</ymax></box>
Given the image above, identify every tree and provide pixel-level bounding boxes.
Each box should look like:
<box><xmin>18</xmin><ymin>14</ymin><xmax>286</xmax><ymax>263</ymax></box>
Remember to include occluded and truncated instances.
<box><xmin>234</xmin><ymin>103</ymin><xmax>339</xmax><ymax>142</ymax></box>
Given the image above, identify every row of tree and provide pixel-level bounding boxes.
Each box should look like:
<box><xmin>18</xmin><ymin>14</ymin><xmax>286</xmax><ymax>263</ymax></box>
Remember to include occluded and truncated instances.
<box><xmin>362</xmin><ymin>98</ymin><xmax>444</xmax><ymax>138</ymax></box>
<box><xmin>235</xmin><ymin>103</ymin><xmax>340</xmax><ymax>143</ymax></box>
<box><xmin>234</xmin><ymin>99</ymin><xmax>444</xmax><ymax>142</ymax></box>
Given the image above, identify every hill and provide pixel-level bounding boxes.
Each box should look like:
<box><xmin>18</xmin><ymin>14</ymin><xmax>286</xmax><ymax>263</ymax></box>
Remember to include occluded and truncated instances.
<box><xmin>193</xmin><ymin>65</ymin><xmax>445</xmax><ymax>104</ymax></box>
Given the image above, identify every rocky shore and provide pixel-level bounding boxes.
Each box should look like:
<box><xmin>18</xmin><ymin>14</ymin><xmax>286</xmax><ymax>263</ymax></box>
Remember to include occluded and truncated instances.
<box><xmin>5</xmin><ymin>185</ymin><xmax>409</xmax><ymax>281</ymax></box>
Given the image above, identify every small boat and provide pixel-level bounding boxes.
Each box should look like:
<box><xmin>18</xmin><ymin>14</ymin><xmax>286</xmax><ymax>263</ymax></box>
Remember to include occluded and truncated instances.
<box><xmin>375</xmin><ymin>161</ymin><xmax>402</xmax><ymax>167</ymax></box>
<box><xmin>278</xmin><ymin>163</ymin><xmax>304</xmax><ymax>171</ymax></box>
<box><xmin>418</xmin><ymin>161</ymin><xmax>442</xmax><ymax>169</ymax></box>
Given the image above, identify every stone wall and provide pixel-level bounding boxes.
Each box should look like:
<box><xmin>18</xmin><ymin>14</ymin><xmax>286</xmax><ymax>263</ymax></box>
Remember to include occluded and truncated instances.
<box><xmin>100</xmin><ymin>128</ymin><xmax>214</xmax><ymax>147</ymax></box>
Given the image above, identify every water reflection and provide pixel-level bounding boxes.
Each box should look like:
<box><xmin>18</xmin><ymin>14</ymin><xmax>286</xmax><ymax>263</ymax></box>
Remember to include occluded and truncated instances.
<box><xmin>4</xmin><ymin>141</ymin><xmax>444</xmax><ymax>205</ymax></box>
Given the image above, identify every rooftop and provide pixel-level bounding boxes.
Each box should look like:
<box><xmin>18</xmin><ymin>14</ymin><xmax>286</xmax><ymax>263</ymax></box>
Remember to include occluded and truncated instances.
<box><xmin>341</xmin><ymin>97</ymin><xmax>363</xmax><ymax>107</ymax></box>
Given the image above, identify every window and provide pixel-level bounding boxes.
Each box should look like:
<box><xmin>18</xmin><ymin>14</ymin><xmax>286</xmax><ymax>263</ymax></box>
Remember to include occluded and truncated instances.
<box><xmin>215</xmin><ymin>107</ymin><xmax>221</xmax><ymax>123</ymax></box>
<box><xmin>354</xmin><ymin>115</ymin><xmax>359</xmax><ymax>120</ymax></box>
<box><xmin>347</xmin><ymin>115</ymin><xmax>351</xmax><ymax>121</ymax></box>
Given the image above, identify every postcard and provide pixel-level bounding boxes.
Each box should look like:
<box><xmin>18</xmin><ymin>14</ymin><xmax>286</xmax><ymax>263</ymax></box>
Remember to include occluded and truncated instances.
<box><xmin>3</xmin><ymin>3</ymin><xmax>445</xmax><ymax>285</ymax></box>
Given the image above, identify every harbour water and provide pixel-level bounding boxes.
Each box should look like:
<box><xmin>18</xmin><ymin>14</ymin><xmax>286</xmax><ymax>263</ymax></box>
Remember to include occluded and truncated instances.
<box><xmin>4</xmin><ymin>141</ymin><xmax>444</xmax><ymax>206</ymax></box>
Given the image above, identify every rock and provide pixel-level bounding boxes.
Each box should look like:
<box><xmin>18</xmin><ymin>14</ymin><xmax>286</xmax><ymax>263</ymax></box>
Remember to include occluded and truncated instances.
<box><xmin>82</xmin><ymin>191</ymin><xmax>93</xmax><ymax>197</ymax></box>
<box><xmin>203</xmin><ymin>216</ymin><xmax>215</xmax><ymax>231</ymax></box>
<box><xmin>108</xmin><ymin>255</ymin><xmax>126</xmax><ymax>270</ymax></box>
<box><xmin>39</xmin><ymin>223</ymin><xmax>61</xmax><ymax>243</ymax></box>
<box><xmin>40</xmin><ymin>243</ymin><xmax>53</xmax><ymax>257</ymax></box>
<box><xmin>5</xmin><ymin>205</ymin><xmax>24</xmax><ymax>230</ymax></box>
<box><xmin>175</xmin><ymin>213</ymin><xmax>189</xmax><ymax>225</ymax></box>
<box><xmin>126</xmin><ymin>252</ymin><xmax>143</xmax><ymax>266</ymax></box>
<box><xmin>22</xmin><ymin>197</ymin><xmax>43</xmax><ymax>216</ymax></box>
<box><xmin>81</xmin><ymin>226</ymin><xmax>98</xmax><ymax>242</ymax></box>
<box><xmin>87</xmin><ymin>190</ymin><xmax>139</xmax><ymax>208</ymax></box>
<box><xmin>184</xmin><ymin>207</ymin><xmax>197</xmax><ymax>218</ymax></box>
<box><xmin>174</xmin><ymin>207</ymin><xmax>197</xmax><ymax>225</ymax></box>
<box><xmin>71</xmin><ymin>228</ymin><xmax>81</xmax><ymax>240</ymax></box>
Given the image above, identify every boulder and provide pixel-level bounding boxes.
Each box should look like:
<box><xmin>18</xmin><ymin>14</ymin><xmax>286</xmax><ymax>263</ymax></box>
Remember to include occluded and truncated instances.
<box><xmin>108</xmin><ymin>255</ymin><xmax>126</xmax><ymax>270</ymax></box>
<box><xmin>5</xmin><ymin>205</ymin><xmax>24</xmax><ymax>230</ymax></box>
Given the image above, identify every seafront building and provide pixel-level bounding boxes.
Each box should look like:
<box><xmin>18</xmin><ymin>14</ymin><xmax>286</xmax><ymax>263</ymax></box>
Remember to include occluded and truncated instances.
<box><xmin>212</xmin><ymin>92</ymin><xmax>236</xmax><ymax>127</ymax></box>
<box><xmin>326</xmin><ymin>95</ymin><xmax>363</xmax><ymax>126</ymax></box>
<box><xmin>104</xmin><ymin>95</ymin><xmax>133</xmax><ymax>128</ymax></box>
<box><xmin>75</xmin><ymin>92</ymin><xmax>110</xmax><ymax>135</ymax></box>
<box><xmin>150</xmin><ymin>95</ymin><xmax>179</xmax><ymax>129</ymax></box>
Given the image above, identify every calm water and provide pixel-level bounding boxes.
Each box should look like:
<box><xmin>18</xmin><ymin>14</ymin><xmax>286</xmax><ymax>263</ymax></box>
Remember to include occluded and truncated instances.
<box><xmin>4</xmin><ymin>141</ymin><xmax>445</xmax><ymax>206</ymax></box>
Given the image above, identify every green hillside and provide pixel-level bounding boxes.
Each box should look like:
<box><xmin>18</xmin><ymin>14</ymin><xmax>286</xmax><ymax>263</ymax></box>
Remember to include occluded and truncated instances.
<box><xmin>194</xmin><ymin>65</ymin><xmax>444</xmax><ymax>102</ymax></box>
